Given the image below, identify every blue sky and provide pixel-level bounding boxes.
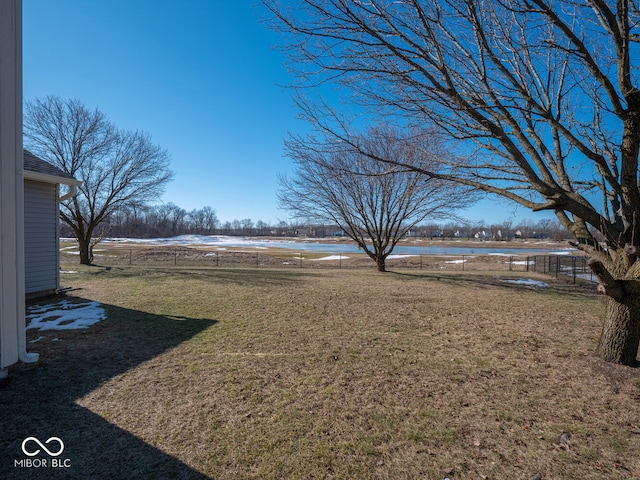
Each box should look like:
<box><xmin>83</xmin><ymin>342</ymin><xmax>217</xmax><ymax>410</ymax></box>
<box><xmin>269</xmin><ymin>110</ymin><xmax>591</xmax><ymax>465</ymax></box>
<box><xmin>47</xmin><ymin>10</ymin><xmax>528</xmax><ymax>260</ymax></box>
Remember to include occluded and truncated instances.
<box><xmin>23</xmin><ymin>0</ymin><xmax>546</xmax><ymax>226</ymax></box>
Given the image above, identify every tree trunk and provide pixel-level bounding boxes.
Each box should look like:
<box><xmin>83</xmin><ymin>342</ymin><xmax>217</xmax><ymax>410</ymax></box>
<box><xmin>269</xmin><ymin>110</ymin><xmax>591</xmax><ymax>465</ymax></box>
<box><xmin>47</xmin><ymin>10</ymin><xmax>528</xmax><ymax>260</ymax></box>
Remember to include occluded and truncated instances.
<box><xmin>596</xmin><ymin>281</ymin><xmax>640</xmax><ymax>365</ymax></box>
<box><xmin>78</xmin><ymin>237</ymin><xmax>92</xmax><ymax>265</ymax></box>
<box><xmin>375</xmin><ymin>256</ymin><xmax>386</xmax><ymax>272</ymax></box>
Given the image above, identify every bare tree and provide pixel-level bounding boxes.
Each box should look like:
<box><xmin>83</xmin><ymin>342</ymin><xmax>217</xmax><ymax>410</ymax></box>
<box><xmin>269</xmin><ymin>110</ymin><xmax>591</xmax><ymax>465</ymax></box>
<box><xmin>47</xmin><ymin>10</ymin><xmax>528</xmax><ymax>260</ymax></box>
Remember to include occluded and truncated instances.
<box><xmin>187</xmin><ymin>206</ymin><xmax>219</xmax><ymax>234</ymax></box>
<box><xmin>255</xmin><ymin>219</ymin><xmax>270</xmax><ymax>235</ymax></box>
<box><xmin>188</xmin><ymin>208</ymin><xmax>206</xmax><ymax>234</ymax></box>
<box><xmin>24</xmin><ymin>96</ymin><xmax>173</xmax><ymax>264</ymax></box>
<box><xmin>201</xmin><ymin>206</ymin><xmax>219</xmax><ymax>234</ymax></box>
<box><xmin>240</xmin><ymin>218</ymin><xmax>255</xmax><ymax>234</ymax></box>
<box><xmin>265</xmin><ymin>0</ymin><xmax>640</xmax><ymax>365</ymax></box>
<box><xmin>279</xmin><ymin>125</ymin><xmax>472</xmax><ymax>271</ymax></box>
<box><xmin>154</xmin><ymin>203</ymin><xmax>187</xmax><ymax>237</ymax></box>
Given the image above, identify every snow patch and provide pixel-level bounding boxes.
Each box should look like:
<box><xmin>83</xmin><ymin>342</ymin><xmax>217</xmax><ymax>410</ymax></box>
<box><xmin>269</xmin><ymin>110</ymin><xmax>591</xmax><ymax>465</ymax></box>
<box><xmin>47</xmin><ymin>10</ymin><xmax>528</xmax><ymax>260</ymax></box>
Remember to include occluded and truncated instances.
<box><xmin>316</xmin><ymin>255</ymin><xmax>348</xmax><ymax>261</ymax></box>
<box><xmin>27</xmin><ymin>300</ymin><xmax>106</xmax><ymax>331</ymax></box>
<box><xmin>502</xmin><ymin>278</ymin><xmax>548</xmax><ymax>288</ymax></box>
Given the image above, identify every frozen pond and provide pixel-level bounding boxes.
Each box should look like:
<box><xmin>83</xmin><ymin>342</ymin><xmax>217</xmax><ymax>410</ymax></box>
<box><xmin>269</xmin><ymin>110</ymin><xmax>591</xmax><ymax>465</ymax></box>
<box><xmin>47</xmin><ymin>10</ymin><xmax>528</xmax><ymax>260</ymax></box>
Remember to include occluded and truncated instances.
<box><xmin>100</xmin><ymin>235</ymin><xmax>573</xmax><ymax>256</ymax></box>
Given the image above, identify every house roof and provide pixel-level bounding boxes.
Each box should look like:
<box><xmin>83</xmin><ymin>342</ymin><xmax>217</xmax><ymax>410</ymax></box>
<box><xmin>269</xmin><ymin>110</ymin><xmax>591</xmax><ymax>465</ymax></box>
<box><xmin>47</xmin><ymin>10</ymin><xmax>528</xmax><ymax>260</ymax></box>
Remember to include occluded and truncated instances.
<box><xmin>23</xmin><ymin>150</ymin><xmax>81</xmax><ymax>186</ymax></box>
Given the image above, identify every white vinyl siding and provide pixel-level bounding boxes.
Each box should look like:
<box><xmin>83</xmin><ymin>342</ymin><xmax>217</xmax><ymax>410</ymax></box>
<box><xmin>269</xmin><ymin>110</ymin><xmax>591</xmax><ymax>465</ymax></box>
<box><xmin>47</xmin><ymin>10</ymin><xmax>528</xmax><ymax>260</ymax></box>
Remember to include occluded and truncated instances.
<box><xmin>24</xmin><ymin>180</ymin><xmax>59</xmax><ymax>297</ymax></box>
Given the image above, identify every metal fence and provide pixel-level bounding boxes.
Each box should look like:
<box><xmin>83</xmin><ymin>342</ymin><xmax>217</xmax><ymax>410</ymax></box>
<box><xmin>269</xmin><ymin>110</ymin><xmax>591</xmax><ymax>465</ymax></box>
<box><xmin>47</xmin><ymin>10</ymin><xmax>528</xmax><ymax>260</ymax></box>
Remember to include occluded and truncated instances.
<box><xmin>63</xmin><ymin>248</ymin><xmax>593</xmax><ymax>282</ymax></box>
<box><xmin>526</xmin><ymin>255</ymin><xmax>593</xmax><ymax>284</ymax></box>
<box><xmin>67</xmin><ymin>247</ymin><xmax>540</xmax><ymax>273</ymax></box>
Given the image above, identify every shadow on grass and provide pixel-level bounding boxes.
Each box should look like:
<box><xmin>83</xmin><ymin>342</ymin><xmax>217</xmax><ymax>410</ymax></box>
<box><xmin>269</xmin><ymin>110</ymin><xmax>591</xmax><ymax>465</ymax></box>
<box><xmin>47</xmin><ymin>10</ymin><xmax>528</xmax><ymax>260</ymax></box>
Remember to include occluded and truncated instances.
<box><xmin>0</xmin><ymin>297</ymin><xmax>216</xmax><ymax>479</ymax></box>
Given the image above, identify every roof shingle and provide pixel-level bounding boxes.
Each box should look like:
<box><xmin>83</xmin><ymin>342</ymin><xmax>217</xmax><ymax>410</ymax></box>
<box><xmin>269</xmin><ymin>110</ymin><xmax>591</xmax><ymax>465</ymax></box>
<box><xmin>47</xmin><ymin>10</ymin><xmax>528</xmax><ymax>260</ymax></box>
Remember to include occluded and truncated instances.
<box><xmin>23</xmin><ymin>150</ymin><xmax>77</xmax><ymax>182</ymax></box>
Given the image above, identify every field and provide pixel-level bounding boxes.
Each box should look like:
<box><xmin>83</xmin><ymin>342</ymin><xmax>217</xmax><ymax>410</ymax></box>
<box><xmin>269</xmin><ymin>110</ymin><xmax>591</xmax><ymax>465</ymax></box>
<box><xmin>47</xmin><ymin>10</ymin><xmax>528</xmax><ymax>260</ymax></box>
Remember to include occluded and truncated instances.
<box><xmin>60</xmin><ymin>237</ymin><xmax>589</xmax><ymax>280</ymax></box>
<box><xmin>2</xmin><ymin>258</ymin><xmax>640</xmax><ymax>479</ymax></box>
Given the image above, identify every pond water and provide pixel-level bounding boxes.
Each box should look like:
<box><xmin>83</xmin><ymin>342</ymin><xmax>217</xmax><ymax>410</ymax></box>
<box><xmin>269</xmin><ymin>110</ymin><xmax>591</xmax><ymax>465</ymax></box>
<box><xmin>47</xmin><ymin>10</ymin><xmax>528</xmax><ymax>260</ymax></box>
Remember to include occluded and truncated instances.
<box><xmin>106</xmin><ymin>235</ymin><xmax>573</xmax><ymax>256</ymax></box>
<box><xmin>247</xmin><ymin>241</ymin><xmax>569</xmax><ymax>256</ymax></box>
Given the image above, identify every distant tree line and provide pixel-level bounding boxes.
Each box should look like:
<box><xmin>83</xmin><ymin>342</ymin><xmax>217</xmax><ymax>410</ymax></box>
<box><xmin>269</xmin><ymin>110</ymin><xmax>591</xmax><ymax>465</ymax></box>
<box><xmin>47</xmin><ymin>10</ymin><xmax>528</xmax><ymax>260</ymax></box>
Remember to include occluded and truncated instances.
<box><xmin>59</xmin><ymin>203</ymin><xmax>296</xmax><ymax>238</ymax></box>
<box><xmin>105</xmin><ymin>203</ymin><xmax>221</xmax><ymax>237</ymax></box>
<box><xmin>60</xmin><ymin>203</ymin><xmax>569</xmax><ymax>242</ymax></box>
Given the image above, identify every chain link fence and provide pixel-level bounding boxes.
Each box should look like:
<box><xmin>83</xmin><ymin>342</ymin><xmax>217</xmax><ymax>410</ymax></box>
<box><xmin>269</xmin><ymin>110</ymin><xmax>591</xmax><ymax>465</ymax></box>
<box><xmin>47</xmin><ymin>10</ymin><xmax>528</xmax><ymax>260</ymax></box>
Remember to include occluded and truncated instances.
<box><xmin>62</xmin><ymin>245</ymin><xmax>593</xmax><ymax>283</ymax></box>
<box><xmin>64</xmin><ymin>246</ymin><xmax>561</xmax><ymax>274</ymax></box>
<box><xmin>525</xmin><ymin>255</ymin><xmax>594</xmax><ymax>284</ymax></box>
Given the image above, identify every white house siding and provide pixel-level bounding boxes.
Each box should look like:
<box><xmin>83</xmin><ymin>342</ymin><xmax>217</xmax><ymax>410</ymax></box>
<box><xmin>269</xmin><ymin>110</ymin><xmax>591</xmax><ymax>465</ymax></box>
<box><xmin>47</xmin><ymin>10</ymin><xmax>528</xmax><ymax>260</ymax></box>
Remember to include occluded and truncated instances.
<box><xmin>24</xmin><ymin>179</ymin><xmax>59</xmax><ymax>298</ymax></box>
<box><xmin>1</xmin><ymin>0</ymin><xmax>28</xmax><ymax>373</ymax></box>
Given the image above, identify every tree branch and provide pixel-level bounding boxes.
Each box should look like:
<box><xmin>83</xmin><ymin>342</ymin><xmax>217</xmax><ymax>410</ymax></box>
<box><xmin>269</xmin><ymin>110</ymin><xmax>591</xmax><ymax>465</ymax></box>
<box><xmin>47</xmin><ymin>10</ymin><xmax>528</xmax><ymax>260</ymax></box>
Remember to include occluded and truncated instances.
<box><xmin>588</xmin><ymin>257</ymin><xmax>623</xmax><ymax>301</ymax></box>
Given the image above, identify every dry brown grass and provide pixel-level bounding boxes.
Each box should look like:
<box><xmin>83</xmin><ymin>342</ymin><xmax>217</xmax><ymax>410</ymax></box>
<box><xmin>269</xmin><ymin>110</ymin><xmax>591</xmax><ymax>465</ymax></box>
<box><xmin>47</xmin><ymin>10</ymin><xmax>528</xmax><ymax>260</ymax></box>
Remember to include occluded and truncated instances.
<box><xmin>60</xmin><ymin>238</ymin><xmax>578</xmax><ymax>277</ymax></box>
<box><xmin>2</xmin><ymin>263</ymin><xmax>639</xmax><ymax>479</ymax></box>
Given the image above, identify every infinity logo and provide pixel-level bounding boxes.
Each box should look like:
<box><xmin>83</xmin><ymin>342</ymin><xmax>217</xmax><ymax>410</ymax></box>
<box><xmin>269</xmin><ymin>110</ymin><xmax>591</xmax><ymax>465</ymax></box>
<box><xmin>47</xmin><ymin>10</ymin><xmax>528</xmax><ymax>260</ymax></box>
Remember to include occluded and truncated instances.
<box><xmin>21</xmin><ymin>437</ymin><xmax>65</xmax><ymax>457</ymax></box>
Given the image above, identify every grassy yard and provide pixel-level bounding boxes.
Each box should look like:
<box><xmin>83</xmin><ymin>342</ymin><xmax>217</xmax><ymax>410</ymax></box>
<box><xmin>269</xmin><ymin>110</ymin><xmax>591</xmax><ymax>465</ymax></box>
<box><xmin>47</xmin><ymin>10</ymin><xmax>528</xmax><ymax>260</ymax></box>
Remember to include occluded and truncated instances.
<box><xmin>2</xmin><ymin>264</ymin><xmax>640</xmax><ymax>479</ymax></box>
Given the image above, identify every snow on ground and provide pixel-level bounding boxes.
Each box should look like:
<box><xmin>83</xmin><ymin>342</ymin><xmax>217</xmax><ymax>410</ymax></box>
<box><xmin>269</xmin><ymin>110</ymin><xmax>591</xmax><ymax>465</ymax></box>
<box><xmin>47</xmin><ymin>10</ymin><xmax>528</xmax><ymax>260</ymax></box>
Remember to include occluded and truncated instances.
<box><xmin>27</xmin><ymin>300</ymin><xmax>106</xmax><ymax>331</ymax></box>
<box><xmin>63</xmin><ymin>235</ymin><xmax>565</xmax><ymax>256</ymax></box>
<box><xmin>101</xmin><ymin>235</ymin><xmax>281</xmax><ymax>248</ymax></box>
<box><xmin>316</xmin><ymin>255</ymin><xmax>349</xmax><ymax>261</ymax></box>
<box><xmin>502</xmin><ymin>278</ymin><xmax>549</xmax><ymax>288</ymax></box>
<box><xmin>387</xmin><ymin>254</ymin><xmax>418</xmax><ymax>260</ymax></box>
<box><xmin>445</xmin><ymin>259</ymin><xmax>466</xmax><ymax>264</ymax></box>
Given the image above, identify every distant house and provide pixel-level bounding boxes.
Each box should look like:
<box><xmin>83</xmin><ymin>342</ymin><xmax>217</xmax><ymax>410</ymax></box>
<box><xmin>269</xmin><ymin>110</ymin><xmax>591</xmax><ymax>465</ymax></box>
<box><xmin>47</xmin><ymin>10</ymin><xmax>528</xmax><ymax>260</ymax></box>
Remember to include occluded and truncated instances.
<box><xmin>23</xmin><ymin>150</ymin><xmax>81</xmax><ymax>299</ymax></box>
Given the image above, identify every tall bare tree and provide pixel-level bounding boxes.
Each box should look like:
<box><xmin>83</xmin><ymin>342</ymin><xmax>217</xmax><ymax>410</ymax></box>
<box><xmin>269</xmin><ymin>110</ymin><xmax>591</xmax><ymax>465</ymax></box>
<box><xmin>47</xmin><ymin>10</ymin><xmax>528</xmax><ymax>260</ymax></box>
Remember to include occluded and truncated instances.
<box><xmin>264</xmin><ymin>0</ymin><xmax>640</xmax><ymax>364</ymax></box>
<box><xmin>279</xmin><ymin>125</ymin><xmax>472</xmax><ymax>271</ymax></box>
<box><xmin>24</xmin><ymin>96</ymin><xmax>173</xmax><ymax>264</ymax></box>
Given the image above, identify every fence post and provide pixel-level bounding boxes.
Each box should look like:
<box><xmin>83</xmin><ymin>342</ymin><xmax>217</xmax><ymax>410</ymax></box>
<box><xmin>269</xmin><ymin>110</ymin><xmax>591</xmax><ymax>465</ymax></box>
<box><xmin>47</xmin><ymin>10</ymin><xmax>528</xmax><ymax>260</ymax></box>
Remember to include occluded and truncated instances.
<box><xmin>509</xmin><ymin>256</ymin><xmax>512</xmax><ymax>272</ymax></box>
<box><xmin>572</xmin><ymin>256</ymin><xmax>576</xmax><ymax>284</ymax></box>
<box><xmin>462</xmin><ymin>255</ymin><xmax>465</xmax><ymax>271</ymax></box>
<box><xmin>339</xmin><ymin>253</ymin><xmax>342</xmax><ymax>269</ymax></box>
<box><xmin>420</xmin><ymin>254</ymin><xmax>423</xmax><ymax>270</ymax></box>
<box><xmin>256</xmin><ymin>253</ymin><xmax>259</xmax><ymax>267</ymax></box>
<box><xmin>174</xmin><ymin>249</ymin><xmax>177</xmax><ymax>265</ymax></box>
<box><xmin>555</xmin><ymin>256</ymin><xmax>559</xmax><ymax>278</ymax></box>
